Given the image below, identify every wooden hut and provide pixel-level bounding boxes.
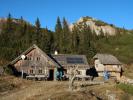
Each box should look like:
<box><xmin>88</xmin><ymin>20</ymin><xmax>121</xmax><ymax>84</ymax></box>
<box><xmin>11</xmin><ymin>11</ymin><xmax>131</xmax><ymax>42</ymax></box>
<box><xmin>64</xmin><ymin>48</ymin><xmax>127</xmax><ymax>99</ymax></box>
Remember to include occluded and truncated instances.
<box><xmin>93</xmin><ymin>53</ymin><xmax>123</xmax><ymax>79</ymax></box>
<box><xmin>51</xmin><ymin>54</ymin><xmax>90</xmax><ymax>79</ymax></box>
<box><xmin>9</xmin><ymin>44</ymin><xmax>61</xmax><ymax>80</ymax></box>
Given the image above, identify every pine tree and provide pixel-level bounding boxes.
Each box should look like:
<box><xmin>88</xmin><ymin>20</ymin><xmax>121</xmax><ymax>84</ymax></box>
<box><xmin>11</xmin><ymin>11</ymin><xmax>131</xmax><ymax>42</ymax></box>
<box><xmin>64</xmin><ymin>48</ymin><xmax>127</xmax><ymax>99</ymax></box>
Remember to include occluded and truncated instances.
<box><xmin>71</xmin><ymin>25</ymin><xmax>80</xmax><ymax>53</ymax></box>
<box><xmin>55</xmin><ymin>16</ymin><xmax>62</xmax><ymax>52</ymax></box>
<box><xmin>20</xmin><ymin>16</ymin><xmax>24</xmax><ymax>24</ymax></box>
<box><xmin>2</xmin><ymin>13</ymin><xmax>13</xmax><ymax>35</ymax></box>
<box><xmin>83</xmin><ymin>23</ymin><xmax>91</xmax><ymax>50</ymax></box>
<box><xmin>62</xmin><ymin>17</ymin><xmax>71</xmax><ymax>53</ymax></box>
<box><xmin>14</xmin><ymin>16</ymin><xmax>25</xmax><ymax>38</ymax></box>
<box><xmin>35</xmin><ymin>17</ymin><xmax>41</xmax><ymax>33</ymax></box>
<box><xmin>6</xmin><ymin>13</ymin><xmax>12</xmax><ymax>32</ymax></box>
<box><xmin>1</xmin><ymin>13</ymin><xmax>13</xmax><ymax>46</ymax></box>
<box><xmin>40</xmin><ymin>28</ymin><xmax>54</xmax><ymax>53</ymax></box>
<box><xmin>78</xmin><ymin>23</ymin><xmax>96</xmax><ymax>61</ymax></box>
<box><xmin>34</xmin><ymin>17</ymin><xmax>41</xmax><ymax>44</ymax></box>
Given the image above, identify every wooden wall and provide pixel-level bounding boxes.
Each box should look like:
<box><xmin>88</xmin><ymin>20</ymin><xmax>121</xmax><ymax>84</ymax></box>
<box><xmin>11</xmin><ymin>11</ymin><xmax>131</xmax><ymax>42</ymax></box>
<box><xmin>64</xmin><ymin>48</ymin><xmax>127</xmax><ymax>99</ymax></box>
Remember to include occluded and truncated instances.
<box><xmin>13</xmin><ymin>48</ymin><xmax>56</xmax><ymax>76</ymax></box>
<box><xmin>94</xmin><ymin>59</ymin><xmax>122</xmax><ymax>78</ymax></box>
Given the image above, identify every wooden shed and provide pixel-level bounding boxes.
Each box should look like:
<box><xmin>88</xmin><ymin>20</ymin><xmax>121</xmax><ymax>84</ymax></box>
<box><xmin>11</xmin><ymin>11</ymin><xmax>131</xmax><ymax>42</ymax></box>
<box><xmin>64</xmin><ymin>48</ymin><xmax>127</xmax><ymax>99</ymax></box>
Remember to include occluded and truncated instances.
<box><xmin>93</xmin><ymin>53</ymin><xmax>123</xmax><ymax>79</ymax></box>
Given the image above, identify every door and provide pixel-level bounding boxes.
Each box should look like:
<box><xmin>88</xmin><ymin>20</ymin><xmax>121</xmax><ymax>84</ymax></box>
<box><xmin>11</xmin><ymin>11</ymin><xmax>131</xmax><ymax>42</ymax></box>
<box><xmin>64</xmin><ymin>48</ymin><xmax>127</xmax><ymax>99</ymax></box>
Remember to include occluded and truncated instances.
<box><xmin>49</xmin><ymin>69</ymin><xmax>54</xmax><ymax>80</ymax></box>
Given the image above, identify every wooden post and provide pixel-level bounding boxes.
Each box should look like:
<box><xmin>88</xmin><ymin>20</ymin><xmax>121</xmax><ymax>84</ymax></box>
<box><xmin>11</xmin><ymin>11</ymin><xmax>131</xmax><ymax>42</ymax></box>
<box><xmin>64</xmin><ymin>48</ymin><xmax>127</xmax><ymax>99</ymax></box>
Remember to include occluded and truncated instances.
<box><xmin>54</xmin><ymin>67</ymin><xmax>57</xmax><ymax>81</ymax></box>
<box><xmin>21</xmin><ymin>55</ymin><xmax>26</xmax><ymax>79</ymax></box>
<box><xmin>21</xmin><ymin>69</ymin><xmax>23</xmax><ymax>78</ymax></box>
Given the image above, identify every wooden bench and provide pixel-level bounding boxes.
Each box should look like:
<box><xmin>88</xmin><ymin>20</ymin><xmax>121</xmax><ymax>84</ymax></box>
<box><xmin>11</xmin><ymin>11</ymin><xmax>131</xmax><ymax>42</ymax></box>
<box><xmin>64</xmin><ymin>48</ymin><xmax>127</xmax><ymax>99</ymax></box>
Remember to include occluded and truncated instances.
<box><xmin>26</xmin><ymin>75</ymin><xmax>48</xmax><ymax>81</ymax></box>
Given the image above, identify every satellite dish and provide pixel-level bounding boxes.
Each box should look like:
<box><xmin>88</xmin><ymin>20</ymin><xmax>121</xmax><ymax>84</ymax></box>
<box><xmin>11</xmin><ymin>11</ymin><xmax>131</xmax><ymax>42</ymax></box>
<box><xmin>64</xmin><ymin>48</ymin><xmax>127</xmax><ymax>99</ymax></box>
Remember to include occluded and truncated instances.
<box><xmin>21</xmin><ymin>55</ymin><xmax>26</xmax><ymax>60</ymax></box>
<box><xmin>54</xmin><ymin>50</ymin><xmax>58</xmax><ymax>55</ymax></box>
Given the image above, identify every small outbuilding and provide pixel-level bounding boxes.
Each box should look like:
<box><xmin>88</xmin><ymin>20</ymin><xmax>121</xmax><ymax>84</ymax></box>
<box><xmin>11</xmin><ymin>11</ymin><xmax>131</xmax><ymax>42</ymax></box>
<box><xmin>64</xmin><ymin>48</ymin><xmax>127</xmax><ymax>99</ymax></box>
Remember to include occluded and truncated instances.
<box><xmin>93</xmin><ymin>53</ymin><xmax>123</xmax><ymax>79</ymax></box>
<box><xmin>51</xmin><ymin>54</ymin><xmax>90</xmax><ymax>78</ymax></box>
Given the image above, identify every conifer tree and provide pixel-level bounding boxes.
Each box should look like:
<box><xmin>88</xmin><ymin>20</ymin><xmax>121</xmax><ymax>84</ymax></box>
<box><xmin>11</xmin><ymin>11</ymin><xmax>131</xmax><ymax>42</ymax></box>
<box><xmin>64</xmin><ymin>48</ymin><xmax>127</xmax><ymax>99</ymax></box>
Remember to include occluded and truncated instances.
<box><xmin>62</xmin><ymin>17</ymin><xmax>71</xmax><ymax>53</ymax></box>
<box><xmin>20</xmin><ymin>16</ymin><xmax>24</xmax><ymax>24</ymax></box>
<box><xmin>55</xmin><ymin>16</ymin><xmax>62</xmax><ymax>52</ymax></box>
<box><xmin>79</xmin><ymin>23</ymin><xmax>96</xmax><ymax>61</ymax></box>
<box><xmin>35</xmin><ymin>17</ymin><xmax>41</xmax><ymax>33</ymax></box>
<box><xmin>6</xmin><ymin>13</ymin><xmax>12</xmax><ymax>32</ymax></box>
<box><xmin>34</xmin><ymin>17</ymin><xmax>41</xmax><ymax>44</ymax></box>
<box><xmin>71</xmin><ymin>25</ymin><xmax>80</xmax><ymax>53</ymax></box>
<box><xmin>15</xmin><ymin>16</ymin><xmax>25</xmax><ymax>38</ymax></box>
<box><xmin>1</xmin><ymin>13</ymin><xmax>13</xmax><ymax>46</ymax></box>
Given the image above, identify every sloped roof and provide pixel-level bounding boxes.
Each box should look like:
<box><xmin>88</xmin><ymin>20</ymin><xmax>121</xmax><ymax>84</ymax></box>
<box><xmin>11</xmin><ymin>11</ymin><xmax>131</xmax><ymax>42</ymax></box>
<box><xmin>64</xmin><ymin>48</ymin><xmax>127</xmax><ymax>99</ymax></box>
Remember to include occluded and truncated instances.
<box><xmin>51</xmin><ymin>54</ymin><xmax>89</xmax><ymax>68</ymax></box>
<box><xmin>10</xmin><ymin>44</ymin><xmax>61</xmax><ymax>68</ymax></box>
<box><xmin>93</xmin><ymin>53</ymin><xmax>122</xmax><ymax>65</ymax></box>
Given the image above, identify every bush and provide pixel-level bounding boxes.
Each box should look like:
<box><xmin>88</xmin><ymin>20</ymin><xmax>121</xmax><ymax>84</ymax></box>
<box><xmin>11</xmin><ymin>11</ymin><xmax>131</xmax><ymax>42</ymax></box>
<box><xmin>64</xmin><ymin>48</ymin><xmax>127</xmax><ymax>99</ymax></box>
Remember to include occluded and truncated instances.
<box><xmin>4</xmin><ymin>65</ymin><xmax>14</xmax><ymax>75</ymax></box>
<box><xmin>94</xmin><ymin>20</ymin><xmax>108</xmax><ymax>26</ymax></box>
<box><xmin>116</xmin><ymin>83</ymin><xmax>133</xmax><ymax>95</ymax></box>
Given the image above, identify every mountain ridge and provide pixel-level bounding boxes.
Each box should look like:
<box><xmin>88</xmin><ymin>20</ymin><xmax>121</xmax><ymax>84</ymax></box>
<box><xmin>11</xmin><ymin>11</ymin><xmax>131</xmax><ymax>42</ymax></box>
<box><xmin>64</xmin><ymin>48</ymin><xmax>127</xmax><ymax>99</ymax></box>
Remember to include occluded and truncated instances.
<box><xmin>69</xmin><ymin>16</ymin><xmax>130</xmax><ymax>36</ymax></box>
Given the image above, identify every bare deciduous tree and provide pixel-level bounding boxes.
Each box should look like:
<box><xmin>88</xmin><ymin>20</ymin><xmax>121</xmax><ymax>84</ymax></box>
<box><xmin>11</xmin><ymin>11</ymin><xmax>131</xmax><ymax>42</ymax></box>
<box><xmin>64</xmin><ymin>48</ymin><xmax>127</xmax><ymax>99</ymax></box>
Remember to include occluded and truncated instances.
<box><xmin>68</xmin><ymin>65</ymin><xmax>79</xmax><ymax>91</ymax></box>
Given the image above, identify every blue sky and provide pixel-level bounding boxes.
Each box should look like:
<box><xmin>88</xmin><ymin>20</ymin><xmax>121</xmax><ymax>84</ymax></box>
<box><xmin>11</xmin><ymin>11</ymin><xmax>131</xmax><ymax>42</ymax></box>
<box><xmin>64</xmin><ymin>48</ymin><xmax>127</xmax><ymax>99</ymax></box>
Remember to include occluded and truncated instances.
<box><xmin>0</xmin><ymin>0</ymin><xmax>133</xmax><ymax>30</ymax></box>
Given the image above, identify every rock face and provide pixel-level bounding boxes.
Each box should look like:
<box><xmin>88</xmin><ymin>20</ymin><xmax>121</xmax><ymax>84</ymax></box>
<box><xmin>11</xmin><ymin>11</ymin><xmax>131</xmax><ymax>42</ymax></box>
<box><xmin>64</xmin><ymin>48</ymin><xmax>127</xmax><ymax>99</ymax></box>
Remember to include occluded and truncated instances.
<box><xmin>70</xmin><ymin>17</ymin><xmax>117</xmax><ymax>36</ymax></box>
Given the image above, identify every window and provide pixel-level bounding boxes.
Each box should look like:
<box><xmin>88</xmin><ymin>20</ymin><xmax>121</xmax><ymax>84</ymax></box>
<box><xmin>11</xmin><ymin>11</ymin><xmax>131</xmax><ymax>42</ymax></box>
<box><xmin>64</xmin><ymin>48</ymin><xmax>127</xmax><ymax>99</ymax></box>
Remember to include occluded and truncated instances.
<box><xmin>38</xmin><ymin>69</ymin><xmax>42</xmax><ymax>73</ymax></box>
<box><xmin>30</xmin><ymin>69</ymin><xmax>34</xmax><ymax>74</ymax></box>
<box><xmin>27</xmin><ymin>57</ymin><xmax>31</xmax><ymax>60</ymax></box>
<box><xmin>37</xmin><ymin>57</ymin><xmax>40</xmax><ymax>61</ymax></box>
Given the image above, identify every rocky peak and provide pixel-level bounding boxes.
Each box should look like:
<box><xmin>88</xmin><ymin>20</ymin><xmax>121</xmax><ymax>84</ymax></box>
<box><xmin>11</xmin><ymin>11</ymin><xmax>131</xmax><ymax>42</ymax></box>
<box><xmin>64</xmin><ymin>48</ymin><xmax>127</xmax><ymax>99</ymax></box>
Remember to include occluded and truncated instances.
<box><xmin>70</xmin><ymin>16</ymin><xmax>117</xmax><ymax>36</ymax></box>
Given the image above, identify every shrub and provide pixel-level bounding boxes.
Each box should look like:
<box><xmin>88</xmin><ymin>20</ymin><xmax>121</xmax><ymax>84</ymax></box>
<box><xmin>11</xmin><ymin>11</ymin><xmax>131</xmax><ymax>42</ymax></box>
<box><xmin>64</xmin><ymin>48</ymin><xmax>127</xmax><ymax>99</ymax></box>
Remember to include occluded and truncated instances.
<box><xmin>4</xmin><ymin>65</ymin><xmax>14</xmax><ymax>75</ymax></box>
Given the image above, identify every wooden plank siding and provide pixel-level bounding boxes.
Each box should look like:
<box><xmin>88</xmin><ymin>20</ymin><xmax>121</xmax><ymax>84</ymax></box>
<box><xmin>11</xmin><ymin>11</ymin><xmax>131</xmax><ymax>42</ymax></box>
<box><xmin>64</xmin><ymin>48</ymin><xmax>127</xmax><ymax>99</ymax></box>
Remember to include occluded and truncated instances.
<box><xmin>9</xmin><ymin>44</ymin><xmax>61</xmax><ymax>80</ymax></box>
<box><xmin>9</xmin><ymin>44</ymin><xmax>90</xmax><ymax>81</ymax></box>
<box><xmin>14</xmin><ymin>48</ymin><xmax>54</xmax><ymax>75</ymax></box>
<box><xmin>94</xmin><ymin>54</ymin><xmax>123</xmax><ymax>79</ymax></box>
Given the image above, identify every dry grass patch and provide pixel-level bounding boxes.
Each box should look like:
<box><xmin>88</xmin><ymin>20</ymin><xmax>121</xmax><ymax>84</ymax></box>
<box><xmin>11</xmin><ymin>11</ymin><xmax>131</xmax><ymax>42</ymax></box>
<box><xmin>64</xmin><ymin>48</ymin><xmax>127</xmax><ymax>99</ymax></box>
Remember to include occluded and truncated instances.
<box><xmin>0</xmin><ymin>76</ymin><xmax>133</xmax><ymax>100</ymax></box>
<box><xmin>123</xmin><ymin>64</ymin><xmax>133</xmax><ymax>79</ymax></box>
<box><xmin>0</xmin><ymin>75</ymin><xmax>33</xmax><ymax>95</ymax></box>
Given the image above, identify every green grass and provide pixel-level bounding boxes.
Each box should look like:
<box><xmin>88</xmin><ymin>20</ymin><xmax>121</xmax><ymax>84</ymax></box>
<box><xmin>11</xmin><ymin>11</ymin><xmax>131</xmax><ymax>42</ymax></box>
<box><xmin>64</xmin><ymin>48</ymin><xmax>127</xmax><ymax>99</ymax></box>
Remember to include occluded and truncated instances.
<box><xmin>116</xmin><ymin>83</ymin><xmax>133</xmax><ymax>95</ymax></box>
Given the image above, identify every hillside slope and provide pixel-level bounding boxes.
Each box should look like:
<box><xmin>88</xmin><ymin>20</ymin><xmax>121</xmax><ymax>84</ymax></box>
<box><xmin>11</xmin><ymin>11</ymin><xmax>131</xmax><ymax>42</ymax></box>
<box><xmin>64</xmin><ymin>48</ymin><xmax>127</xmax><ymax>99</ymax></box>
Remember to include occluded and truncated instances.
<box><xmin>95</xmin><ymin>32</ymin><xmax>133</xmax><ymax>63</ymax></box>
<box><xmin>0</xmin><ymin>16</ymin><xmax>132</xmax><ymax>66</ymax></box>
